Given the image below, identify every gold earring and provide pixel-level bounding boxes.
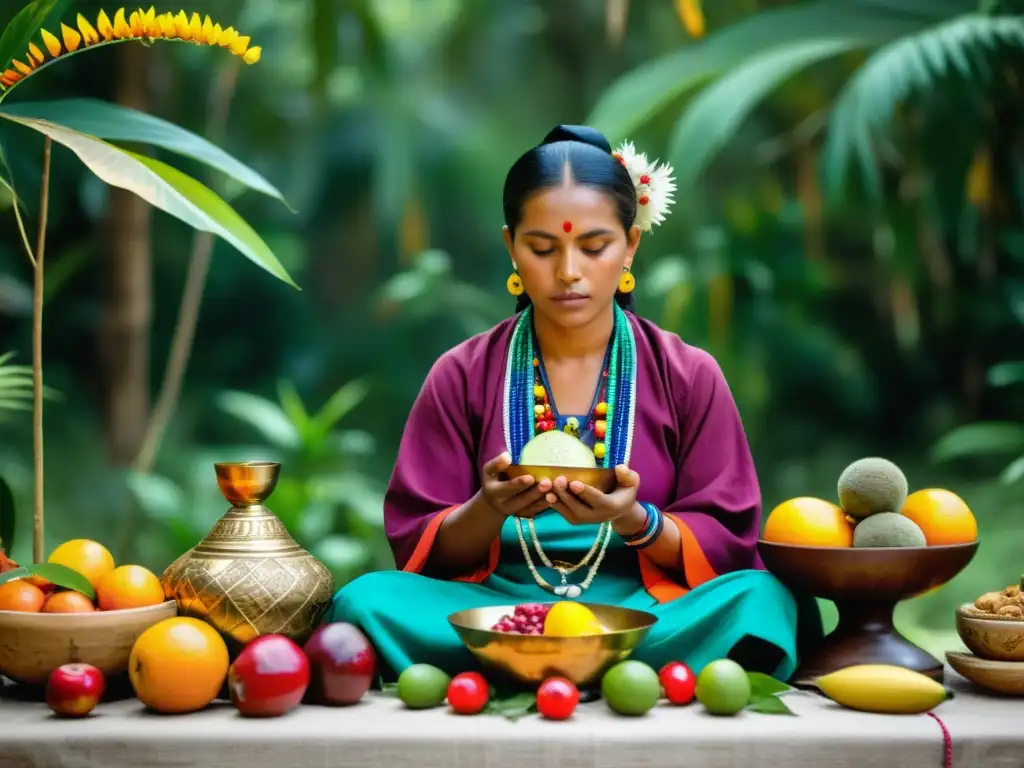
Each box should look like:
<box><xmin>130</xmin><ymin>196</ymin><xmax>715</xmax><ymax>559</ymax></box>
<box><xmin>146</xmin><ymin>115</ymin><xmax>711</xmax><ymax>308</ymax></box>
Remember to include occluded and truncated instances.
<box><xmin>618</xmin><ymin>268</ymin><xmax>635</xmax><ymax>294</ymax></box>
<box><xmin>507</xmin><ymin>272</ymin><xmax>524</xmax><ymax>296</ymax></box>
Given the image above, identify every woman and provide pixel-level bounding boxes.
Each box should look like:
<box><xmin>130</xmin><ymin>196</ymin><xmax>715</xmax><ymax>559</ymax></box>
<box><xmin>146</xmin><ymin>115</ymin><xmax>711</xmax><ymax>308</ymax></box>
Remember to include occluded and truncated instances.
<box><xmin>327</xmin><ymin>125</ymin><xmax>821</xmax><ymax>683</ymax></box>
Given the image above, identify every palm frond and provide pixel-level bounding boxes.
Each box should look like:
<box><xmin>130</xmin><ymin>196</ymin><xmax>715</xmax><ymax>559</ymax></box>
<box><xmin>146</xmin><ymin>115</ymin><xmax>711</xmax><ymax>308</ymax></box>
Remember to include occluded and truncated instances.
<box><xmin>0</xmin><ymin>351</ymin><xmax>60</xmax><ymax>423</ymax></box>
<box><xmin>822</xmin><ymin>13</ymin><xmax>1024</xmax><ymax>202</ymax></box>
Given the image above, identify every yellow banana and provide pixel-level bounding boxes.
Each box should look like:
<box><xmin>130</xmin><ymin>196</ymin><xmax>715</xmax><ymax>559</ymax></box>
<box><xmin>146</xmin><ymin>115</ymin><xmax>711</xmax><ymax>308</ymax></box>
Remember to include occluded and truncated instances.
<box><xmin>815</xmin><ymin>664</ymin><xmax>951</xmax><ymax>714</ymax></box>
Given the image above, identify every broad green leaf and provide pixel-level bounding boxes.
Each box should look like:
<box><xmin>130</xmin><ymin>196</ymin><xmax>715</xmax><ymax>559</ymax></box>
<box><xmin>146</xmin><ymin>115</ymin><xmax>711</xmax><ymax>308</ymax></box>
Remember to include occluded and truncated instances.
<box><xmin>124</xmin><ymin>471</ymin><xmax>186</xmax><ymax>523</ymax></box>
<box><xmin>746</xmin><ymin>695</ymin><xmax>796</xmax><ymax>715</ymax></box>
<box><xmin>0</xmin><ymin>99</ymin><xmax>290</xmax><ymax>207</ymax></box>
<box><xmin>0</xmin><ymin>113</ymin><xmax>298</xmax><ymax>289</ymax></box>
<box><xmin>312</xmin><ymin>378</ymin><xmax>371</xmax><ymax>435</ymax></box>
<box><xmin>483</xmin><ymin>691</ymin><xmax>537</xmax><ymax>721</ymax></box>
<box><xmin>27</xmin><ymin>562</ymin><xmax>95</xmax><ymax>598</ymax></box>
<box><xmin>0</xmin><ymin>474</ymin><xmax>14</xmax><ymax>552</ymax></box>
<box><xmin>217</xmin><ymin>390</ymin><xmax>300</xmax><ymax>449</ymax></box>
<box><xmin>999</xmin><ymin>454</ymin><xmax>1024</xmax><ymax>486</ymax></box>
<box><xmin>586</xmin><ymin>0</ymin><xmax>933</xmax><ymax>142</ymax></box>
<box><xmin>0</xmin><ymin>566</ymin><xmax>28</xmax><ymax>586</ymax></box>
<box><xmin>931</xmin><ymin>421</ymin><xmax>1024</xmax><ymax>461</ymax></box>
<box><xmin>988</xmin><ymin>361</ymin><xmax>1024</xmax><ymax>387</ymax></box>
<box><xmin>747</xmin><ymin>671</ymin><xmax>793</xmax><ymax>699</ymax></box>
<box><xmin>667</xmin><ymin>38</ymin><xmax>866</xmax><ymax>190</ymax></box>
<box><xmin>0</xmin><ymin>0</ymin><xmax>66</xmax><ymax>74</ymax></box>
<box><xmin>822</xmin><ymin>14</ymin><xmax>1024</xmax><ymax>202</ymax></box>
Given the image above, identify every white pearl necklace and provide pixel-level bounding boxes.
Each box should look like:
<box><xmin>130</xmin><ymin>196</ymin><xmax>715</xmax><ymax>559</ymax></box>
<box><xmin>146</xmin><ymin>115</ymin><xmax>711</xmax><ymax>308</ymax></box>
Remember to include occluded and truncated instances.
<box><xmin>514</xmin><ymin>518</ymin><xmax>612</xmax><ymax>598</ymax></box>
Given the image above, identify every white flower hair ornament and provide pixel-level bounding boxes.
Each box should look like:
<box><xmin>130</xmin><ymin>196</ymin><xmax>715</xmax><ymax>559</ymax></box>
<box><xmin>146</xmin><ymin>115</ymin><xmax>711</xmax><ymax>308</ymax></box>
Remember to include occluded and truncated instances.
<box><xmin>612</xmin><ymin>141</ymin><xmax>677</xmax><ymax>233</ymax></box>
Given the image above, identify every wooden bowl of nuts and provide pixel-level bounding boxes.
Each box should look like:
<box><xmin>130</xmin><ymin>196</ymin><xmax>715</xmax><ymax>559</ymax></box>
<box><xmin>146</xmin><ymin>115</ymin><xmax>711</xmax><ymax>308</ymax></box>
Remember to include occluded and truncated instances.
<box><xmin>955</xmin><ymin>580</ymin><xmax>1024</xmax><ymax>662</ymax></box>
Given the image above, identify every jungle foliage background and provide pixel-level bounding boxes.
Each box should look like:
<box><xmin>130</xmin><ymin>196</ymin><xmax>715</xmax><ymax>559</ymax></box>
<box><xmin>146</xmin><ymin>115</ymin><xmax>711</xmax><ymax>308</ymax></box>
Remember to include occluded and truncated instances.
<box><xmin>1</xmin><ymin>0</ymin><xmax>1022</xmax><ymax>656</ymax></box>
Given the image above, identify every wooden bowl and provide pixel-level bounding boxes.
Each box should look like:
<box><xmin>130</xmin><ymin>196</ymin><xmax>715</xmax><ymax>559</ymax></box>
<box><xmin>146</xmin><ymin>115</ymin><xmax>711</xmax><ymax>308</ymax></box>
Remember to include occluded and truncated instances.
<box><xmin>946</xmin><ymin>651</ymin><xmax>1024</xmax><ymax>696</ymax></box>
<box><xmin>506</xmin><ymin>465</ymin><xmax>616</xmax><ymax>494</ymax></box>
<box><xmin>0</xmin><ymin>599</ymin><xmax>178</xmax><ymax>685</ymax></box>
<box><xmin>955</xmin><ymin>604</ymin><xmax>1024</xmax><ymax>662</ymax></box>
<box><xmin>448</xmin><ymin>603</ymin><xmax>656</xmax><ymax>688</ymax></box>
<box><xmin>757</xmin><ymin>540</ymin><xmax>978</xmax><ymax>686</ymax></box>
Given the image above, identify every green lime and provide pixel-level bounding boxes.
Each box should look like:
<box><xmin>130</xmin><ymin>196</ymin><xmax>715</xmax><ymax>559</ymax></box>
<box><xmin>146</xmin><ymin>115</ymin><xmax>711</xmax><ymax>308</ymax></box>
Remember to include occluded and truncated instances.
<box><xmin>695</xmin><ymin>659</ymin><xmax>751</xmax><ymax>716</ymax></box>
<box><xmin>601</xmin><ymin>660</ymin><xmax>660</xmax><ymax>716</ymax></box>
<box><xmin>397</xmin><ymin>663</ymin><xmax>451</xmax><ymax>709</ymax></box>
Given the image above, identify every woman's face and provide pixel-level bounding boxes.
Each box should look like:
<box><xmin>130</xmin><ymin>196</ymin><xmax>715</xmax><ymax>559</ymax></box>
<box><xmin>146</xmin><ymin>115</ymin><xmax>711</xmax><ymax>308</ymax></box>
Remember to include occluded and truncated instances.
<box><xmin>503</xmin><ymin>182</ymin><xmax>641</xmax><ymax>329</ymax></box>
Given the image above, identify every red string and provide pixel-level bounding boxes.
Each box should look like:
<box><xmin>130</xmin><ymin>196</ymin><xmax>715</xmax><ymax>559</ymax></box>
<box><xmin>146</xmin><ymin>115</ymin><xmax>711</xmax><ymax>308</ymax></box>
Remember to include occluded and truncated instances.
<box><xmin>928</xmin><ymin>712</ymin><xmax>953</xmax><ymax>768</ymax></box>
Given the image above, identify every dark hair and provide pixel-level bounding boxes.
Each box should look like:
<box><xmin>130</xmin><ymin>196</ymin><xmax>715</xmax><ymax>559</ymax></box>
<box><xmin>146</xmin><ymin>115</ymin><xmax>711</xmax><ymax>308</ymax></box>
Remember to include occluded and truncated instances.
<box><xmin>503</xmin><ymin>125</ymin><xmax>637</xmax><ymax>313</ymax></box>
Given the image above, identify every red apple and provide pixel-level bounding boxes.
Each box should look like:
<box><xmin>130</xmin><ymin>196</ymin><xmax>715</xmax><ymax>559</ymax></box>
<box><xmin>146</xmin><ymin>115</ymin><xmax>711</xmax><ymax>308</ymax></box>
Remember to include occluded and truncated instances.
<box><xmin>46</xmin><ymin>663</ymin><xmax>106</xmax><ymax>717</ymax></box>
<box><xmin>303</xmin><ymin>621</ymin><xmax>376</xmax><ymax>706</ymax></box>
<box><xmin>228</xmin><ymin>634</ymin><xmax>310</xmax><ymax>717</ymax></box>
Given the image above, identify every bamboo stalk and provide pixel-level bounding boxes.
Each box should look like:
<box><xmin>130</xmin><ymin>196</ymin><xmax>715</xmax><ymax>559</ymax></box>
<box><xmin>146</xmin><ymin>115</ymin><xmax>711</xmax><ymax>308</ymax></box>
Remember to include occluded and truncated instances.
<box><xmin>33</xmin><ymin>136</ymin><xmax>52</xmax><ymax>564</ymax></box>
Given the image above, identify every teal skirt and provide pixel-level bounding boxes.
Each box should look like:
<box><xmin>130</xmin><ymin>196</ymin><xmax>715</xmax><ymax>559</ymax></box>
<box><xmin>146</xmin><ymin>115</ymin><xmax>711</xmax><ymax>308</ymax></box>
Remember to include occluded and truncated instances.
<box><xmin>327</xmin><ymin>512</ymin><xmax>822</xmax><ymax>682</ymax></box>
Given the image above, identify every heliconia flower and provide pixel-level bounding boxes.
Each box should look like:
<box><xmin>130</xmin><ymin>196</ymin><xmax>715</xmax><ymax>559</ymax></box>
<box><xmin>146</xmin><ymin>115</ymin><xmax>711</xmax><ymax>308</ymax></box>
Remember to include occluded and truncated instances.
<box><xmin>0</xmin><ymin>7</ymin><xmax>262</xmax><ymax>91</ymax></box>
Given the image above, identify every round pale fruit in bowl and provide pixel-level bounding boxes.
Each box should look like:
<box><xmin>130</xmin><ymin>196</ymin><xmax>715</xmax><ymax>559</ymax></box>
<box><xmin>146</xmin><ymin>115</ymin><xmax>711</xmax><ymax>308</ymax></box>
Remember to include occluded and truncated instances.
<box><xmin>505</xmin><ymin>431</ymin><xmax>616</xmax><ymax>493</ymax></box>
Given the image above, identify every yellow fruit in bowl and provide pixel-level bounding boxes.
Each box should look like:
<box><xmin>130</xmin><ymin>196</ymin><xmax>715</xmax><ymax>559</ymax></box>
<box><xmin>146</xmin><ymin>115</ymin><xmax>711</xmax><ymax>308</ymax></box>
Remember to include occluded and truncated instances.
<box><xmin>900</xmin><ymin>489</ymin><xmax>978</xmax><ymax>546</ymax></box>
<box><xmin>96</xmin><ymin>565</ymin><xmax>165</xmax><ymax>611</ymax></box>
<box><xmin>543</xmin><ymin>602</ymin><xmax>604</xmax><ymax>636</ymax></box>
<box><xmin>762</xmin><ymin>497</ymin><xmax>853</xmax><ymax>547</ymax></box>
<box><xmin>47</xmin><ymin>539</ymin><xmax>115</xmax><ymax>589</ymax></box>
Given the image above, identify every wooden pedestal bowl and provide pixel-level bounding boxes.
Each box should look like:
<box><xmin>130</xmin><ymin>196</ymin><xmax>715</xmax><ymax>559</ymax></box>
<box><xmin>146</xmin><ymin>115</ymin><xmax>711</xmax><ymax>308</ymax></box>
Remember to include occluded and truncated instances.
<box><xmin>757</xmin><ymin>540</ymin><xmax>978</xmax><ymax>688</ymax></box>
<box><xmin>448</xmin><ymin>603</ymin><xmax>656</xmax><ymax>690</ymax></box>
<box><xmin>0</xmin><ymin>599</ymin><xmax>178</xmax><ymax>686</ymax></box>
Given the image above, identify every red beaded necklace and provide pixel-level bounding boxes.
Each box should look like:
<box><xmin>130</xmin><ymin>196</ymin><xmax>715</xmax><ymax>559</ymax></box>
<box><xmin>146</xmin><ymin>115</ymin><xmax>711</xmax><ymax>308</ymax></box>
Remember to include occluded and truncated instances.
<box><xmin>531</xmin><ymin>357</ymin><xmax>610</xmax><ymax>462</ymax></box>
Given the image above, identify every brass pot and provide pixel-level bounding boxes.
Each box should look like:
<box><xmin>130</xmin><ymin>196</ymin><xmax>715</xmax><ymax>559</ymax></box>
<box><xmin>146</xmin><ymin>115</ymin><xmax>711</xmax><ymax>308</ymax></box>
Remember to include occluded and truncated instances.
<box><xmin>161</xmin><ymin>461</ymin><xmax>335</xmax><ymax>653</ymax></box>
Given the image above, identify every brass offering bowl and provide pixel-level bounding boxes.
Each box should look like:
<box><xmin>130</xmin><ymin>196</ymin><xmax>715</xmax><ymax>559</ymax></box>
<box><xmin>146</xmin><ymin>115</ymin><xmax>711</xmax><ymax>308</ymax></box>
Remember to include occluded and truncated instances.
<box><xmin>0</xmin><ymin>600</ymin><xmax>178</xmax><ymax>685</ymax></box>
<box><xmin>955</xmin><ymin>604</ymin><xmax>1024</xmax><ymax>662</ymax></box>
<box><xmin>448</xmin><ymin>603</ymin><xmax>656</xmax><ymax>688</ymax></box>
<box><xmin>506</xmin><ymin>465</ymin><xmax>617</xmax><ymax>494</ymax></box>
<box><xmin>757</xmin><ymin>540</ymin><xmax>978</xmax><ymax>687</ymax></box>
<box><xmin>161</xmin><ymin>461</ymin><xmax>334</xmax><ymax>654</ymax></box>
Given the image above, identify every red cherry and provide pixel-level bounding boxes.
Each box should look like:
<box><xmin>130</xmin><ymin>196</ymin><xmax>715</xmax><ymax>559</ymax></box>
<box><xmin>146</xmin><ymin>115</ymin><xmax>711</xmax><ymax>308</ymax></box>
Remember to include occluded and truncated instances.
<box><xmin>447</xmin><ymin>672</ymin><xmax>489</xmax><ymax>715</ymax></box>
<box><xmin>536</xmin><ymin>676</ymin><xmax>579</xmax><ymax>720</ymax></box>
<box><xmin>658</xmin><ymin>661</ymin><xmax>696</xmax><ymax>705</ymax></box>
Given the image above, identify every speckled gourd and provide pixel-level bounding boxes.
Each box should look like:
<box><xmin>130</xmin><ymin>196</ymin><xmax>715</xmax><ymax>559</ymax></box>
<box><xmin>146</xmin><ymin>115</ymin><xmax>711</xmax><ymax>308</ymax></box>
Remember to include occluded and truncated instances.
<box><xmin>837</xmin><ymin>457</ymin><xmax>908</xmax><ymax>519</ymax></box>
<box><xmin>852</xmin><ymin>512</ymin><xmax>926</xmax><ymax>548</ymax></box>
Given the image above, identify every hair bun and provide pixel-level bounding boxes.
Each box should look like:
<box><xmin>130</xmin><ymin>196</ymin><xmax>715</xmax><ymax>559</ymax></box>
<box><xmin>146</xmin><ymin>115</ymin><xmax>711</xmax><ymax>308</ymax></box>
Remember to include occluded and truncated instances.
<box><xmin>541</xmin><ymin>124</ymin><xmax>612</xmax><ymax>154</ymax></box>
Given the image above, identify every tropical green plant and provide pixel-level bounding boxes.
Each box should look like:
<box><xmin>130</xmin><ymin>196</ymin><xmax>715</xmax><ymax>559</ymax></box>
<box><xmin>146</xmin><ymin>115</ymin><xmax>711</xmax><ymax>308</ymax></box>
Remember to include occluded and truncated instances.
<box><xmin>587</xmin><ymin>0</ymin><xmax>1021</xmax><ymax>205</ymax></box>
<box><xmin>0</xmin><ymin>0</ymin><xmax>298</xmax><ymax>563</ymax></box>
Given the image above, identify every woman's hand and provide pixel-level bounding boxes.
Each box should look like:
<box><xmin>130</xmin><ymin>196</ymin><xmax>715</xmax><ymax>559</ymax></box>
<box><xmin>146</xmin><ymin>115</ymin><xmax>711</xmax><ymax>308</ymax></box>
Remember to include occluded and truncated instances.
<box><xmin>479</xmin><ymin>452</ymin><xmax>553</xmax><ymax>519</ymax></box>
<box><xmin>549</xmin><ymin>464</ymin><xmax>642</xmax><ymax>526</ymax></box>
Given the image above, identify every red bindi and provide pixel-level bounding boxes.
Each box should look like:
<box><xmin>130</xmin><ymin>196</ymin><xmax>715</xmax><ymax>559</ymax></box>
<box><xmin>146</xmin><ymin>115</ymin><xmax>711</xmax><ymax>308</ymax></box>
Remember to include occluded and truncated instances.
<box><xmin>562</xmin><ymin>220</ymin><xmax>572</xmax><ymax>233</ymax></box>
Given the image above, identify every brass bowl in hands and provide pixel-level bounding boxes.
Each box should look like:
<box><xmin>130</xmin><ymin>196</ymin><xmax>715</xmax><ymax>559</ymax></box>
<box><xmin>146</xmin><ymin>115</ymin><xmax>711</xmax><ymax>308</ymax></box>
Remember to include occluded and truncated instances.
<box><xmin>955</xmin><ymin>604</ymin><xmax>1024</xmax><ymax>662</ymax></box>
<box><xmin>448</xmin><ymin>603</ymin><xmax>657</xmax><ymax>688</ymax></box>
<box><xmin>505</xmin><ymin>465</ymin><xmax>617</xmax><ymax>494</ymax></box>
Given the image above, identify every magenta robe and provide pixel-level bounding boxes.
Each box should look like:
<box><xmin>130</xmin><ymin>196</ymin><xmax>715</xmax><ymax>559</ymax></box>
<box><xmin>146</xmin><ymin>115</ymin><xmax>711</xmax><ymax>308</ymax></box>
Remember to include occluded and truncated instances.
<box><xmin>383</xmin><ymin>310</ymin><xmax>764</xmax><ymax>602</ymax></box>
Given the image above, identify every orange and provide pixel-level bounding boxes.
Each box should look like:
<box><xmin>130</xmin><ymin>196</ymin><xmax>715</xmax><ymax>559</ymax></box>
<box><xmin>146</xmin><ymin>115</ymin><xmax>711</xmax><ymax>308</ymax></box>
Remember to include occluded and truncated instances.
<box><xmin>95</xmin><ymin>565</ymin><xmax>165</xmax><ymax>611</ymax></box>
<box><xmin>763</xmin><ymin>496</ymin><xmax>854</xmax><ymax>547</ymax></box>
<box><xmin>48</xmin><ymin>539</ymin><xmax>115</xmax><ymax>589</ymax></box>
<box><xmin>0</xmin><ymin>579</ymin><xmax>46</xmax><ymax>612</ymax></box>
<box><xmin>129</xmin><ymin>617</ymin><xmax>229</xmax><ymax>714</ymax></box>
<box><xmin>900</xmin><ymin>488</ymin><xmax>977</xmax><ymax>546</ymax></box>
<box><xmin>41</xmin><ymin>590</ymin><xmax>97</xmax><ymax>613</ymax></box>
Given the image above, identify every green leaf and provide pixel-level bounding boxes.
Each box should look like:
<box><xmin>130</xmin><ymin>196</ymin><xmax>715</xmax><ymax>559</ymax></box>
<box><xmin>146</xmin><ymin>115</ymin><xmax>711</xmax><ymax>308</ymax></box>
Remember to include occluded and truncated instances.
<box><xmin>586</xmin><ymin>0</ymin><xmax>933</xmax><ymax>142</ymax></box>
<box><xmin>313</xmin><ymin>535</ymin><xmax>371</xmax><ymax>573</ymax></box>
<box><xmin>999</xmin><ymin>454</ymin><xmax>1024</xmax><ymax>486</ymax></box>
<box><xmin>0</xmin><ymin>113</ymin><xmax>298</xmax><ymax>289</ymax></box>
<box><xmin>0</xmin><ymin>99</ymin><xmax>290</xmax><ymax>207</ymax></box>
<box><xmin>483</xmin><ymin>691</ymin><xmax>537</xmax><ymax>721</ymax></box>
<box><xmin>822</xmin><ymin>14</ymin><xmax>1024</xmax><ymax>203</ymax></box>
<box><xmin>0</xmin><ymin>0</ymin><xmax>66</xmax><ymax>74</ymax></box>
<box><xmin>0</xmin><ymin>474</ymin><xmax>14</xmax><ymax>552</ymax></box>
<box><xmin>667</xmin><ymin>38</ymin><xmax>866</xmax><ymax>190</ymax></box>
<box><xmin>380</xmin><ymin>681</ymin><xmax>398</xmax><ymax>696</ymax></box>
<box><xmin>988</xmin><ymin>361</ymin><xmax>1024</xmax><ymax>387</ymax></box>
<box><xmin>217</xmin><ymin>390</ymin><xmax>300</xmax><ymax>449</ymax></box>
<box><xmin>0</xmin><ymin>566</ymin><xmax>28</xmax><ymax>586</ymax></box>
<box><xmin>931</xmin><ymin>421</ymin><xmax>1024</xmax><ymax>461</ymax></box>
<box><xmin>312</xmin><ymin>378</ymin><xmax>371</xmax><ymax>436</ymax></box>
<box><xmin>747</xmin><ymin>672</ymin><xmax>793</xmax><ymax>699</ymax></box>
<box><xmin>746</xmin><ymin>694</ymin><xmax>796</xmax><ymax>715</ymax></box>
<box><xmin>25</xmin><ymin>562</ymin><xmax>95</xmax><ymax>599</ymax></box>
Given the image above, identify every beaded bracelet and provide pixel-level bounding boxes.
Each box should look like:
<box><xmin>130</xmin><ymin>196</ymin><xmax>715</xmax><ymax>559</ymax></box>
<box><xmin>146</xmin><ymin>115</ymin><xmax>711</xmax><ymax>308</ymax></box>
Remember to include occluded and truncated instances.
<box><xmin>621</xmin><ymin>503</ymin><xmax>664</xmax><ymax>550</ymax></box>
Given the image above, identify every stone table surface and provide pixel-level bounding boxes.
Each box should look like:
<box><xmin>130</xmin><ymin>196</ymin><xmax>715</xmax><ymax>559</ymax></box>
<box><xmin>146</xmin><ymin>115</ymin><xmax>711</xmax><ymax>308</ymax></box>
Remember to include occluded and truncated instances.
<box><xmin>0</xmin><ymin>668</ymin><xmax>1019</xmax><ymax>768</ymax></box>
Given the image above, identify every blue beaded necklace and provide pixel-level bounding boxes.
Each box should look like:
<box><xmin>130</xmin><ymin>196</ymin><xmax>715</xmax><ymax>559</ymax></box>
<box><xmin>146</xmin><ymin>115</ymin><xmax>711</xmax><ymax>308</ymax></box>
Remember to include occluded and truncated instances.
<box><xmin>502</xmin><ymin>303</ymin><xmax>638</xmax><ymax>598</ymax></box>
